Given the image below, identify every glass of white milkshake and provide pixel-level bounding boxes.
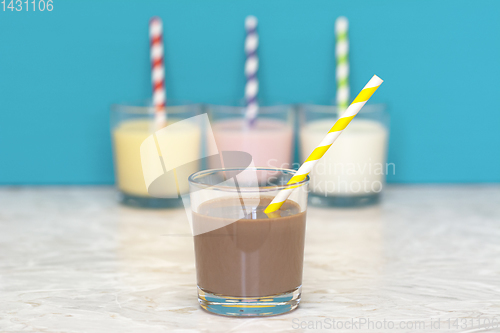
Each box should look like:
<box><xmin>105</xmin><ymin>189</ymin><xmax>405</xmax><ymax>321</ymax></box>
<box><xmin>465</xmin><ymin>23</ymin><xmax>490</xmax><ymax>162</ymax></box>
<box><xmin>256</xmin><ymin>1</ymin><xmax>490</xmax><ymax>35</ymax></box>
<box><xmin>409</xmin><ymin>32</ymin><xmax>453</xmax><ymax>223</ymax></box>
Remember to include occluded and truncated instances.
<box><xmin>299</xmin><ymin>104</ymin><xmax>390</xmax><ymax>207</ymax></box>
<box><xmin>111</xmin><ymin>101</ymin><xmax>202</xmax><ymax>208</ymax></box>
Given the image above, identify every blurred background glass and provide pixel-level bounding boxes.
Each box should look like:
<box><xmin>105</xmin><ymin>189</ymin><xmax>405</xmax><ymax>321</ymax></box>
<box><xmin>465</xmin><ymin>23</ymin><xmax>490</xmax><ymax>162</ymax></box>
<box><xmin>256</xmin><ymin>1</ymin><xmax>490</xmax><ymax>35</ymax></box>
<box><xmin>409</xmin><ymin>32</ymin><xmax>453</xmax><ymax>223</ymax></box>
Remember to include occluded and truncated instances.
<box><xmin>206</xmin><ymin>104</ymin><xmax>295</xmax><ymax>170</ymax></box>
<box><xmin>111</xmin><ymin>101</ymin><xmax>202</xmax><ymax>208</ymax></box>
<box><xmin>299</xmin><ymin>104</ymin><xmax>389</xmax><ymax>207</ymax></box>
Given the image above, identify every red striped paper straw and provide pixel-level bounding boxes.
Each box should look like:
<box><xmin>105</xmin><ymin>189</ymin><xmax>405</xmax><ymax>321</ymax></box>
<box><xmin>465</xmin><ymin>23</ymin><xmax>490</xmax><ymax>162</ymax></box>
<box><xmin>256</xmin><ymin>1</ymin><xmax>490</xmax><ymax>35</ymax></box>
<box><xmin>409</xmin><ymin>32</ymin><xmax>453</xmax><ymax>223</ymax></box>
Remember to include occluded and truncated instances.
<box><xmin>149</xmin><ymin>17</ymin><xmax>167</xmax><ymax>129</ymax></box>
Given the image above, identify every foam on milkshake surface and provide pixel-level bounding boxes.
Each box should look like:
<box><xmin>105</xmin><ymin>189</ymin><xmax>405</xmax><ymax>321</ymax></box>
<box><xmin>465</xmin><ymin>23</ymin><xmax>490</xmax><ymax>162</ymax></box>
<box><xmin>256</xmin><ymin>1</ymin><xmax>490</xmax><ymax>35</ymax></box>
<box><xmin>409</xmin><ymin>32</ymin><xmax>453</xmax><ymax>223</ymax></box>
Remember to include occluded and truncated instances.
<box><xmin>196</xmin><ymin>196</ymin><xmax>301</xmax><ymax>220</ymax></box>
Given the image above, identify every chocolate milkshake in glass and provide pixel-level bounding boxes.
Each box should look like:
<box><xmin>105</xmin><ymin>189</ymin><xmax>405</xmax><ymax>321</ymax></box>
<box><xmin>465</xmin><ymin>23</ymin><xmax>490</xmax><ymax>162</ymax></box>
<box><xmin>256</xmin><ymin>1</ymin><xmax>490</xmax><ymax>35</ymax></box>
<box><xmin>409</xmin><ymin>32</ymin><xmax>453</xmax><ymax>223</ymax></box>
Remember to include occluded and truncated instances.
<box><xmin>189</xmin><ymin>168</ymin><xmax>309</xmax><ymax>316</ymax></box>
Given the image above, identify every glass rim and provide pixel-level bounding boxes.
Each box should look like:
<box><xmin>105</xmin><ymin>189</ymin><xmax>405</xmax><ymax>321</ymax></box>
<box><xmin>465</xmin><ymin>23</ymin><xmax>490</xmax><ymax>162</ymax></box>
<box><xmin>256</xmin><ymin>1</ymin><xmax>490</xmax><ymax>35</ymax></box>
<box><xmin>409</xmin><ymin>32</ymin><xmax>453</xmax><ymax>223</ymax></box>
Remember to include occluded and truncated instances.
<box><xmin>299</xmin><ymin>103</ymin><xmax>387</xmax><ymax>115</ymax></box>
<box><xmin>207</xmin><ymin>104</ymin><xmax>292</xmax><ymax>115</ymax></box>
<box><xmin>188</xmin><ymin>167</ymin><xmax>310</xmax><ymax>192</ymax></box>
<box><xmin>111</xmin><ymin>99</ymin><xmax>201</xmax><ymax>115</ymax></box>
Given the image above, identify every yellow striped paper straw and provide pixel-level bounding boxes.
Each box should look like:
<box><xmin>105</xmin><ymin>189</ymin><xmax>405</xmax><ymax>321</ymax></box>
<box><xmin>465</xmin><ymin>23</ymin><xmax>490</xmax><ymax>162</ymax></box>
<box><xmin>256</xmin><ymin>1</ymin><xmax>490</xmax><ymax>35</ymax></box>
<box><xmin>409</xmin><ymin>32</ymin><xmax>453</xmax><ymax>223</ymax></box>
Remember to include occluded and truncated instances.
<box><xmin>264</xmin><ymin>75</ymin><xmax>384</xmax><ymax>214</ymax></box>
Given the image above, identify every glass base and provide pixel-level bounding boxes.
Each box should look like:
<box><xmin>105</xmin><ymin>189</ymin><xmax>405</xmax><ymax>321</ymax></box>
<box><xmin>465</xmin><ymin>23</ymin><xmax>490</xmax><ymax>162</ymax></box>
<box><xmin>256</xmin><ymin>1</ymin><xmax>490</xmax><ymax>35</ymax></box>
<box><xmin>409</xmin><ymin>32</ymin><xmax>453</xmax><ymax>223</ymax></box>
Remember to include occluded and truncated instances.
<box><xmin>198</xmin><ymin>286</ymin><xmax>301</xmax><ymax>317</ymax></box>
<box><xmin>120</xmin><ymin>192</ymin><xmax>183</xmax><ymax>209</ymax></box>
<box><xmin>309</xmin><ymin>192</ymin><xmax>381</xmax><ymax>207</ymax></box>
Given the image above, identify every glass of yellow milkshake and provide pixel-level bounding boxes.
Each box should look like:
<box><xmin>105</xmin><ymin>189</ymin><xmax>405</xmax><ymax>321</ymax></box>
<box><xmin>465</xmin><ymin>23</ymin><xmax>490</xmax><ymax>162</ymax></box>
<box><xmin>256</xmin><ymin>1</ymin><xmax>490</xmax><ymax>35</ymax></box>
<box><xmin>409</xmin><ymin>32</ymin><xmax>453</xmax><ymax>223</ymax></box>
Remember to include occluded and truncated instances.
<box><xmin>299</xmin><ymin>104</ymin><xmax>390</xmax><ymax>207</ymax></box>
<box><xmin>111</xmin><ymin>101</ymin><xmax>202</xmax><ymax>208</ymax></box>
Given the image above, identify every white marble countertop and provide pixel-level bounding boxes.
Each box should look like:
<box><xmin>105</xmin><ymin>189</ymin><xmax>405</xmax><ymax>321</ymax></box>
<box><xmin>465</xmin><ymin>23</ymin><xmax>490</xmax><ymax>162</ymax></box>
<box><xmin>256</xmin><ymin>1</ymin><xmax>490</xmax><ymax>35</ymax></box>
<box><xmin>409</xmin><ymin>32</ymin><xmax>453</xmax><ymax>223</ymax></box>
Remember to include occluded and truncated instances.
<box><xmin>1</xmin><ymin>186</ymin><xmax>499</xmax><ymax>332</ymax></box>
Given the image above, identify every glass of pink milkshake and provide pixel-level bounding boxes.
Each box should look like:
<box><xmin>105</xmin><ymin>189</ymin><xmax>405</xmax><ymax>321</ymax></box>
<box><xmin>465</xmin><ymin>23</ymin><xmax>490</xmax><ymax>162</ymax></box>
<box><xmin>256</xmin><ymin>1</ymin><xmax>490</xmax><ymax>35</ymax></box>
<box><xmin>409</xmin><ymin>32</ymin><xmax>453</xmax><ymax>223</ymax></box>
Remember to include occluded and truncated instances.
<box><xmin>207</xmin><ymin>105</ymin><xmax>294</xmax><ymax>169</ymax></box>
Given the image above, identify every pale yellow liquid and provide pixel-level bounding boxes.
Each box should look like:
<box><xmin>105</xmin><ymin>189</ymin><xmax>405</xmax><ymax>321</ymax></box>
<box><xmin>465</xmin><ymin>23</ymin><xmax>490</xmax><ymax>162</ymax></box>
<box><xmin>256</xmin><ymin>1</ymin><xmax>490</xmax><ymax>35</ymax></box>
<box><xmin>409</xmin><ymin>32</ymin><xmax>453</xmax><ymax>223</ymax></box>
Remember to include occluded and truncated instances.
<box><xmin>112</xmin><ymin>119</ymin><xmax>201</xmax><ymax>197</ymax></box>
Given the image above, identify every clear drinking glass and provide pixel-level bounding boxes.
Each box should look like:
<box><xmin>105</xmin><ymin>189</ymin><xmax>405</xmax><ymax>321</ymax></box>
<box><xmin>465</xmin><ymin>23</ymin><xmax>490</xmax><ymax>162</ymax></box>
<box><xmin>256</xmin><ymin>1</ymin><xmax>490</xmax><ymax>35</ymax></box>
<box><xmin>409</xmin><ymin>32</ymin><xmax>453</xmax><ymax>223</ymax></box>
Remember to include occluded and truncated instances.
<box><xmin>110</xmin><ymin>101</ymin><xmax>202</xmax><ymax>208</ymax></box>
<box><xmin>206</xmin><ymin>105</ymin><xmax>295</xmax><ymax>169</ymax></box>
<box><xmin>299</xmin><ymin>104</ymin><xmax>390</xmax><ymax>207</ymax></box>
<box><xmin>189</xmin><ymin>167</ymin><xmax>309</xmax><ymax>316</ymax></box>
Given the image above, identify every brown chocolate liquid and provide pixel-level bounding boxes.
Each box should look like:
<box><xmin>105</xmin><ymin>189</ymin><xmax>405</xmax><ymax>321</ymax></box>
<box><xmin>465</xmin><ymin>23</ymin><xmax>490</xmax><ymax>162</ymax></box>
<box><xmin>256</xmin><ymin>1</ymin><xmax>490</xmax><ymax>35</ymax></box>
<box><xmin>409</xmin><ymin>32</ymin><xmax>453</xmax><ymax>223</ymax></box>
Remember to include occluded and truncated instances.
<box><xmin>193</xmin><ymin>196</ymin><xmax>306</xmax><ymax>297</ymax></box>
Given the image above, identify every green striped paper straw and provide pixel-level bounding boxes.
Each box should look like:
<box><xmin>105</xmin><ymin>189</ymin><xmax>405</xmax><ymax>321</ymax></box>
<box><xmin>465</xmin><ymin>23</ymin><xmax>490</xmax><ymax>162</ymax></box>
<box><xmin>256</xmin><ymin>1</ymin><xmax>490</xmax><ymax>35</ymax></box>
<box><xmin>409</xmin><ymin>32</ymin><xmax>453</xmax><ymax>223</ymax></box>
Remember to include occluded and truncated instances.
<box><xmin>335</xmin><ymin>16</ymin><xmax>349</xmax><ymax>115</ymax></box>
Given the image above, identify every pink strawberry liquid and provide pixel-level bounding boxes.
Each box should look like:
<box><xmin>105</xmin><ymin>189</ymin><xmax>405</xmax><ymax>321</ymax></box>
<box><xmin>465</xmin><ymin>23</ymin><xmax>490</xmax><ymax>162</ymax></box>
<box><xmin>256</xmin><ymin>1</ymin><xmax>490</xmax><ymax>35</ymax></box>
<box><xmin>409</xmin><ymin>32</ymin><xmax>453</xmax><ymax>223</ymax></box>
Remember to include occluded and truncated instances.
<box><xmin>208</xmin><ymin>118</ymin><xmax>293</xmax><ymax>169</ymax></box>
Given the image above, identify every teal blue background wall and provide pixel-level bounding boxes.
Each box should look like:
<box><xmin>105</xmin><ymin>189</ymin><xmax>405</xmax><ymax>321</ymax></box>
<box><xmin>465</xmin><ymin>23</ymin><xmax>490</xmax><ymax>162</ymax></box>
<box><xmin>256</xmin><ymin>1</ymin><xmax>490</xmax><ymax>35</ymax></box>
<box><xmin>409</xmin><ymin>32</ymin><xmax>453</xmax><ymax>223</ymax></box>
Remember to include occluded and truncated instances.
<box><xmin>1</xmin><ymin>0</ymin><xmax>499</xmax><ymax>184</ymax></box>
